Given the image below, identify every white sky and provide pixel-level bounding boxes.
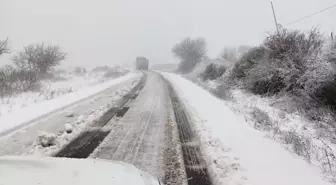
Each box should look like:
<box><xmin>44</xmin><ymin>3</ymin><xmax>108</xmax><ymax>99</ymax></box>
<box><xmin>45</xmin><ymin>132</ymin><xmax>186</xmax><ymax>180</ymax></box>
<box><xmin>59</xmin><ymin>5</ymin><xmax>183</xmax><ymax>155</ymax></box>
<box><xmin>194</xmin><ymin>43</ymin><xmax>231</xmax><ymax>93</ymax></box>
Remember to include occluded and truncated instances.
<box><xmin>0</xmin><ymin>0</ymin><xmax>335</xmax><ymax>68</ymax></box>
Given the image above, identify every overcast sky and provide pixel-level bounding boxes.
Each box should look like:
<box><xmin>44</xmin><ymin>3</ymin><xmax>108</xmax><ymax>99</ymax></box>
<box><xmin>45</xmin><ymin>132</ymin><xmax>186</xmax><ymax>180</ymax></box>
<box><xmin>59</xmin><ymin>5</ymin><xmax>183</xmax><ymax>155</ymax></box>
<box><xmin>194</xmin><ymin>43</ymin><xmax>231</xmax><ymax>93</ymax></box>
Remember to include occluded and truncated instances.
<box><xmin>0</xmin><ymin>0</ymin><xmax>335</xmax><ymax>68</ymax></box>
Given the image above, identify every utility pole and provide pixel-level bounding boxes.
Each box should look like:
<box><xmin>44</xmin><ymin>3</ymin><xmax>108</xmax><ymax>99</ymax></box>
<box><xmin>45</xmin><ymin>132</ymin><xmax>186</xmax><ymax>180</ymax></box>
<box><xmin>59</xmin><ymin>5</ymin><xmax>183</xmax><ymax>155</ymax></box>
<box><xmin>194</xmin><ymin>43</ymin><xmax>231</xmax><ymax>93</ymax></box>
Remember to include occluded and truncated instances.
<box><xmin>271</xmin><ymin>2</ymin><xmax>280</xmax><ymax>35</ymax></box>
<box><xmin>332</xmin><ymin>32</ymin><xmax>334</xmax><ymax>42</ymax></box>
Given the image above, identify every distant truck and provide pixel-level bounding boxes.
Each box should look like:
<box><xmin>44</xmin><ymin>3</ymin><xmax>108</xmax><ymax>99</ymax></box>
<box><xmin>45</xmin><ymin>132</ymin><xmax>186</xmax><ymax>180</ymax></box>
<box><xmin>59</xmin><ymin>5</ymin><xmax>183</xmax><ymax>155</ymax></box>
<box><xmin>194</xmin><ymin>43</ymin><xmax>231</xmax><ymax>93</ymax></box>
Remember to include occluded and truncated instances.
<box><xmin>135</xmin><ymin>57</ymin><xmax>149</xmax><ymax>70</ymax></box>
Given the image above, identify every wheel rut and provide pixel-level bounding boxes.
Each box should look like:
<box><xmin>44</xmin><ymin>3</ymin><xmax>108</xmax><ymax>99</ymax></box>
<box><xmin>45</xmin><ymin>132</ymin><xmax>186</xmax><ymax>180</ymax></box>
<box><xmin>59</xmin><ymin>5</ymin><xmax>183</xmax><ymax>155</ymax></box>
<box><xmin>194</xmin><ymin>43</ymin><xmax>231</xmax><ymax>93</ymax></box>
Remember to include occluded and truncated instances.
<box><xmin>162</xmin><ymin>76</ymin><xmax>212</xmax><ymax>185</ymax></box>
<box><xmin>54</xmin><ymin>74</ymin><xmax>147</xmax><ymax>158</ymax></box>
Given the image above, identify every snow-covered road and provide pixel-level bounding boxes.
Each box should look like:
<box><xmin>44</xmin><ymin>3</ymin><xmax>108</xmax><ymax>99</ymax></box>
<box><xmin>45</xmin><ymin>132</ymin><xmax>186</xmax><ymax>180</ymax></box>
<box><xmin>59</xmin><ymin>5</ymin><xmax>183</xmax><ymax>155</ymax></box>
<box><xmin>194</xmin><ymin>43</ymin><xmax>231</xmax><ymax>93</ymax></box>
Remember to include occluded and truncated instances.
<box><xmin>91</xmin><ymin>71</ymin><xmax>171</xmax><ymax>179</ymax></box>
<box><xmin>4</xmin><ymin>70</ymin><xmax>329</xmax><ymax>185</ymax></box>
<box><xmin>0</xmin><ymin>71</ymin><xmax>190</xmax><ymax>185</ymax></box>
<box><xmin>0</xmin><ymin>73</ymin><xmax>142</xmax><ymax>156</ymax></box>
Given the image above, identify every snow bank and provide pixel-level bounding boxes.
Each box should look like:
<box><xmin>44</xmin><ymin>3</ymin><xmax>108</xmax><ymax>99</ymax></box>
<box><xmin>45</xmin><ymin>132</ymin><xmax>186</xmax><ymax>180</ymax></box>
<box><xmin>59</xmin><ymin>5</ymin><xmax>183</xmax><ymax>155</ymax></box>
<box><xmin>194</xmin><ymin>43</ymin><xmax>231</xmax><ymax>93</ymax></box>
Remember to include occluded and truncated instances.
<box><xmin>37</xmin><ymin>132</ymin><xmax>57</xmax><ymax>147</ymax></box>
<box><xmin>64</xmin><ymin>123</ymin><xmax>73</xmax><ymax>133</ymax></box>
<box><xmin>0</xmin><ymin>72</ymin><xmax>139</xmax><ymax>135</ymax></box>
<box><xmin>162</xmin><ymin>72</ymin><xmax>331</xmax><ymax>185</ymax></box>
<box><xmin>28</xmin><ymin>78</ymin><xmax>140</xmax><ymax>156</ymax></box>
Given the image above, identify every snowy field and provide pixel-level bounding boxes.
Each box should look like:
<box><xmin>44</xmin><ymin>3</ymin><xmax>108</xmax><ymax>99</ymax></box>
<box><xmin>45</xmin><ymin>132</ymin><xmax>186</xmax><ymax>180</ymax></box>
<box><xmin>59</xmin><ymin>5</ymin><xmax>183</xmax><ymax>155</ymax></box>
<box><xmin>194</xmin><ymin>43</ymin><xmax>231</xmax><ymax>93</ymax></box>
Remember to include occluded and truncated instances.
<box><xmin>162</xmin><ymin>72</ymin><xmax>332</xmax><ymax>185</ymax></box>
<box><xmin>0</xmin><ymin>69</ymin><xmax>134</xmax><ymax>135</ymax></box>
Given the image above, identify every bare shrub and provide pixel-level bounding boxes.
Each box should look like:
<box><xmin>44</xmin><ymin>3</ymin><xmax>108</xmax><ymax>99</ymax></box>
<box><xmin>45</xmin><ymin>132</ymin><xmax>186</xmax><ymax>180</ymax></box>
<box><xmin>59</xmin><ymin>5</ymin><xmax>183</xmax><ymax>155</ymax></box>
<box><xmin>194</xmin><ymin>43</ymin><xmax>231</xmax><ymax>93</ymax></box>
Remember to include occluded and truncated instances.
<box><xmin>0</xmin><ymin>65</ymin><xmax>15</xmax><ymax>97</ymax></box>
<box><xmin>9</xmin><ymin>43</ymin><xmax>66</xmax><ymax>91</ymax></box>
<box><xmin>13</xmin><ymin>44</ymin><xmax>66</xmax><ymax>78</ymax></box>
<box><xmin>172</xmin><ymin>37</ymin><xmax>207</xmax><ymax>73</ymax></box>
<box><xmin>317</xmin><ymin>140</ymin><xmax>336</xmax><ymax>174</ymax></box>
<box><xmin>0</xmin><ymin>43</ymin><xmax>65</xmax><ymax>97</ymax></box>
<box><xmin>282</xmin><ymin>130</ymin><xmax>312</xmax><ymax>162</ymax></box>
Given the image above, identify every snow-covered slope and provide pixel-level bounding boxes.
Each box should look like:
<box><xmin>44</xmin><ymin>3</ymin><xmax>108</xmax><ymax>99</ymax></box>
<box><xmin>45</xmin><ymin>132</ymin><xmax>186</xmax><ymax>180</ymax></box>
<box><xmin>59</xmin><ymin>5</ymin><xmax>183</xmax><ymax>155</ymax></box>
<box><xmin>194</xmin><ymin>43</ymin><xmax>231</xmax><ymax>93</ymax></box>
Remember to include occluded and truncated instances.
<box><xmin>162</xmin><ymin>72</ymin><xmax>331</xmax><ymax>185</ymax></box>
<box><xmin>0</xmin><ymin>72</ymin><xmax>138</xmax><ymax>135</ymax></box>
<box><xmin>180</xmin><ymin>61</ymin><xmax>336</xmax><ymax>181</ymax></box>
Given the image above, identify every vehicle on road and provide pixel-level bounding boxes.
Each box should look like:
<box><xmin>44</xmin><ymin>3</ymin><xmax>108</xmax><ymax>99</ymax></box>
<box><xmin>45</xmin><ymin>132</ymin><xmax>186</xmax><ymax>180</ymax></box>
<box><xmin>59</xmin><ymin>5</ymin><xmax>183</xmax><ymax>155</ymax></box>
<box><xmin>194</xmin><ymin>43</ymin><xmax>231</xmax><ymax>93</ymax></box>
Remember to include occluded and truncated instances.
<box><xmin>0</xmin><ymin>156</ymin><xmax>162</xmax><ymax>185</ymax></box>
<box><xmin>136</xmin><ymin>57</ymin><xmax>149</xmax><ymax>70</ymax></box>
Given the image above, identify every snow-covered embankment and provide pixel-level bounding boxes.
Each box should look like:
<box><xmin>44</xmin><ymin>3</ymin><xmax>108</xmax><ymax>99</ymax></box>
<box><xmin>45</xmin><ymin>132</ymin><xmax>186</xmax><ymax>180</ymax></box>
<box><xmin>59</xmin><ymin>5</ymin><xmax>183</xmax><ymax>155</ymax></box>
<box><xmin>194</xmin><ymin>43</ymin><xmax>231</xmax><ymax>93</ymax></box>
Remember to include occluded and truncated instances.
<box><xmin>162</xmin><ymin>72</ymin><xmax>331</xmax><ymax>185</ymax></box>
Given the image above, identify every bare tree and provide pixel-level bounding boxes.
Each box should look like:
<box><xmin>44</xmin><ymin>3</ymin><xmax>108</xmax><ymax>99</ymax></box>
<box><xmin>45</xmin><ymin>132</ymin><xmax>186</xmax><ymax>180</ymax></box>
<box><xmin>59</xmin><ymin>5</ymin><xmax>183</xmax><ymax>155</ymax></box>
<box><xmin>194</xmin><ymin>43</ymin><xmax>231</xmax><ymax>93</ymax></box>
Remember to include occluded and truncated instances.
<box><xmin>172</xmin><ymin>37</ymin><xmax>207</xmax><ymax>73</ymax></box>
<box><xmin>0</xmin><ymin>38</ymin><xmax>10</xmax><ymax>56</ymax></box>
<box><xmin>13</xmin><ymin>43</ymin><xmax>66</xmax><ymax>79</ymax></box>
<box><xmin>10</xmin><ymin>43</ymin><xmax>66</xmax><ymax>91</ymax></box>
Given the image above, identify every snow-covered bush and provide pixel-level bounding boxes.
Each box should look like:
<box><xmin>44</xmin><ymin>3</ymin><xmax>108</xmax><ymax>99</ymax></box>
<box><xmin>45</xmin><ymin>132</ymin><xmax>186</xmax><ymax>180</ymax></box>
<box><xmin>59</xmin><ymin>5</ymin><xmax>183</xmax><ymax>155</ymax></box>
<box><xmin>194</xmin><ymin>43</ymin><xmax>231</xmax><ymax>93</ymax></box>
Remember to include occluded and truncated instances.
<box><xmin>250</xmin><ymin>107</ymin><xmax>272</xmax><ymax>130</ymax></box>
<box><xmin>200</xmin><ymin>63</ymin><xmax>226</xmax><ymax>81</ymax></box>
<box><xmin>245</xmin><ymin>61</ymin><xmax>285</xmax><ymax>95</ymax></box>
<box><xmin>304</xmin><ymin>41</ymin><xmax>336</xmax><ymax>109</ymax></box>
<box><xmin>229</xmin><ymin>46</ymin><xmax>268</xmax><ymax>81</ymax></box>
<box><xmin>172</xmin><ymin>37</ymin><xmax>207</xmax><ymax>73</ymax></box>
<box><xmin>265</xmin><ymin>28</ymin><xmax>323</xmax><ymax>61</ymax></box>
<box><xmin>229</xmin><ymin>28</ymin><xmax>331</xmax><ymax>97</ymax></box>
<box><xmin>211</xmin><ymin>84</ymin><xmax>232</xmax><ymax>101</ymax></box>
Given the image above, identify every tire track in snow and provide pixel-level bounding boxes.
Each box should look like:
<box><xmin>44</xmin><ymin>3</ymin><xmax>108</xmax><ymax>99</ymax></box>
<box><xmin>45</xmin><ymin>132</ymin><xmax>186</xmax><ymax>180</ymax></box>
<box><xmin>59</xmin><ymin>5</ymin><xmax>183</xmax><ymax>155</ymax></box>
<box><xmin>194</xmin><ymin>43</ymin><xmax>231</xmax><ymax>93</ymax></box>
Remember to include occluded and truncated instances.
<box><xmin>54</xmin><ymin>74</ymin><xmax>147</xmax><ymax>158</ymax></box>
<box><xmin>162</xmin><ymin>76</ymin><xmax>212</xmax><ymax>185</ymax></box>
<box><xmin>0</xmin><ymin>74</ymin><xmax>142</xmax><ymax>156</ymax></box>
<box><xmin>91</xmin><ymin>72</ymin><xmax>170</xmax><ymax>179</ymax></box>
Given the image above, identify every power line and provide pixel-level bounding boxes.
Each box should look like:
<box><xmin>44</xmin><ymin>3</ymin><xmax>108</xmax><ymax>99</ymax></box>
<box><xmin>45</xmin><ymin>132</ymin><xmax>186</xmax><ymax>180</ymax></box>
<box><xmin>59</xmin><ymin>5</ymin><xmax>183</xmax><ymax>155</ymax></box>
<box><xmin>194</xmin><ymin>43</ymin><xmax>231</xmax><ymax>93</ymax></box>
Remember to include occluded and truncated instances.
<box><xmin>285</xmin><ymin>3</ymin><xmax>336</xmax><ymax>26</ymax></box>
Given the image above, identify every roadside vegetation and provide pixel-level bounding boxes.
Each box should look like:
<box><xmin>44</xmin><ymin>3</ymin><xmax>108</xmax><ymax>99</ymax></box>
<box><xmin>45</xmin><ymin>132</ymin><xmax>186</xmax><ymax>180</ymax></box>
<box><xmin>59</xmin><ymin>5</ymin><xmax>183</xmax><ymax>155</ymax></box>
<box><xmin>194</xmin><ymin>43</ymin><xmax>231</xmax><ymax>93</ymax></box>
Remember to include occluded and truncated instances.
<box><xmin>0</xmin><ymin>39</ymin><xmax>128</xmax><ymax>108</ymax></box>
<box><xmin>0</xmin><ymin>39</ymin><xmax>66</xmax><ymax>98</ymax></box>
<box><xmin>172</xmin><ymin>37</ymin><xmax>207</xmax><ymax>73</ymax></box>
<box><xmin>172</xmin><ymin>28</ymin><xmax>336</xmax><ymax>181</ymax></box>
<box><xmin>229</xmin><ymin>28</ymin><xmax>336</xmax><ymax>121</ymax></box>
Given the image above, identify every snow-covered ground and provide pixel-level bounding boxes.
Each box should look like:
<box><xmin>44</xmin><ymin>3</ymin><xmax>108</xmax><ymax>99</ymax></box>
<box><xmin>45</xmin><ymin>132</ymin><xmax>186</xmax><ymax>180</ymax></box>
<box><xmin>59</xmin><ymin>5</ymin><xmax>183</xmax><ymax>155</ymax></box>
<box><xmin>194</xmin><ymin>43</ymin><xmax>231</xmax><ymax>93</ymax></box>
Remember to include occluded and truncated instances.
<box><xmin>0</xmin><ymin>72</ymin><xmax>142</xmax><ymax>156</ymax></box>
<box><xmin>226</xmin><ymin>90</ymin><xmax>336</xmax><ymax>181</ymax></box>
<box><xmin>0</xmin><ymin>71</ymin><xmax>136</xmax><ymax>135</ymax></box>
<box><xmin>162</xmin><ymin>72</ymin><xmax>332</xmax><ymax>185</ymax></box>
<box><xmin>182</xmin><ymin>61</ymin><xmax>336</xmax><ymax>182</ymax></box>
<box><xmin>0</xmin><ymin>70</ymin><xmax>127</xmax><ymax>117</ymax></box>
<box><xmin>30</xmin><ymin>77</ymin><xmax>140</xmax><ymax>156</ymax></box>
